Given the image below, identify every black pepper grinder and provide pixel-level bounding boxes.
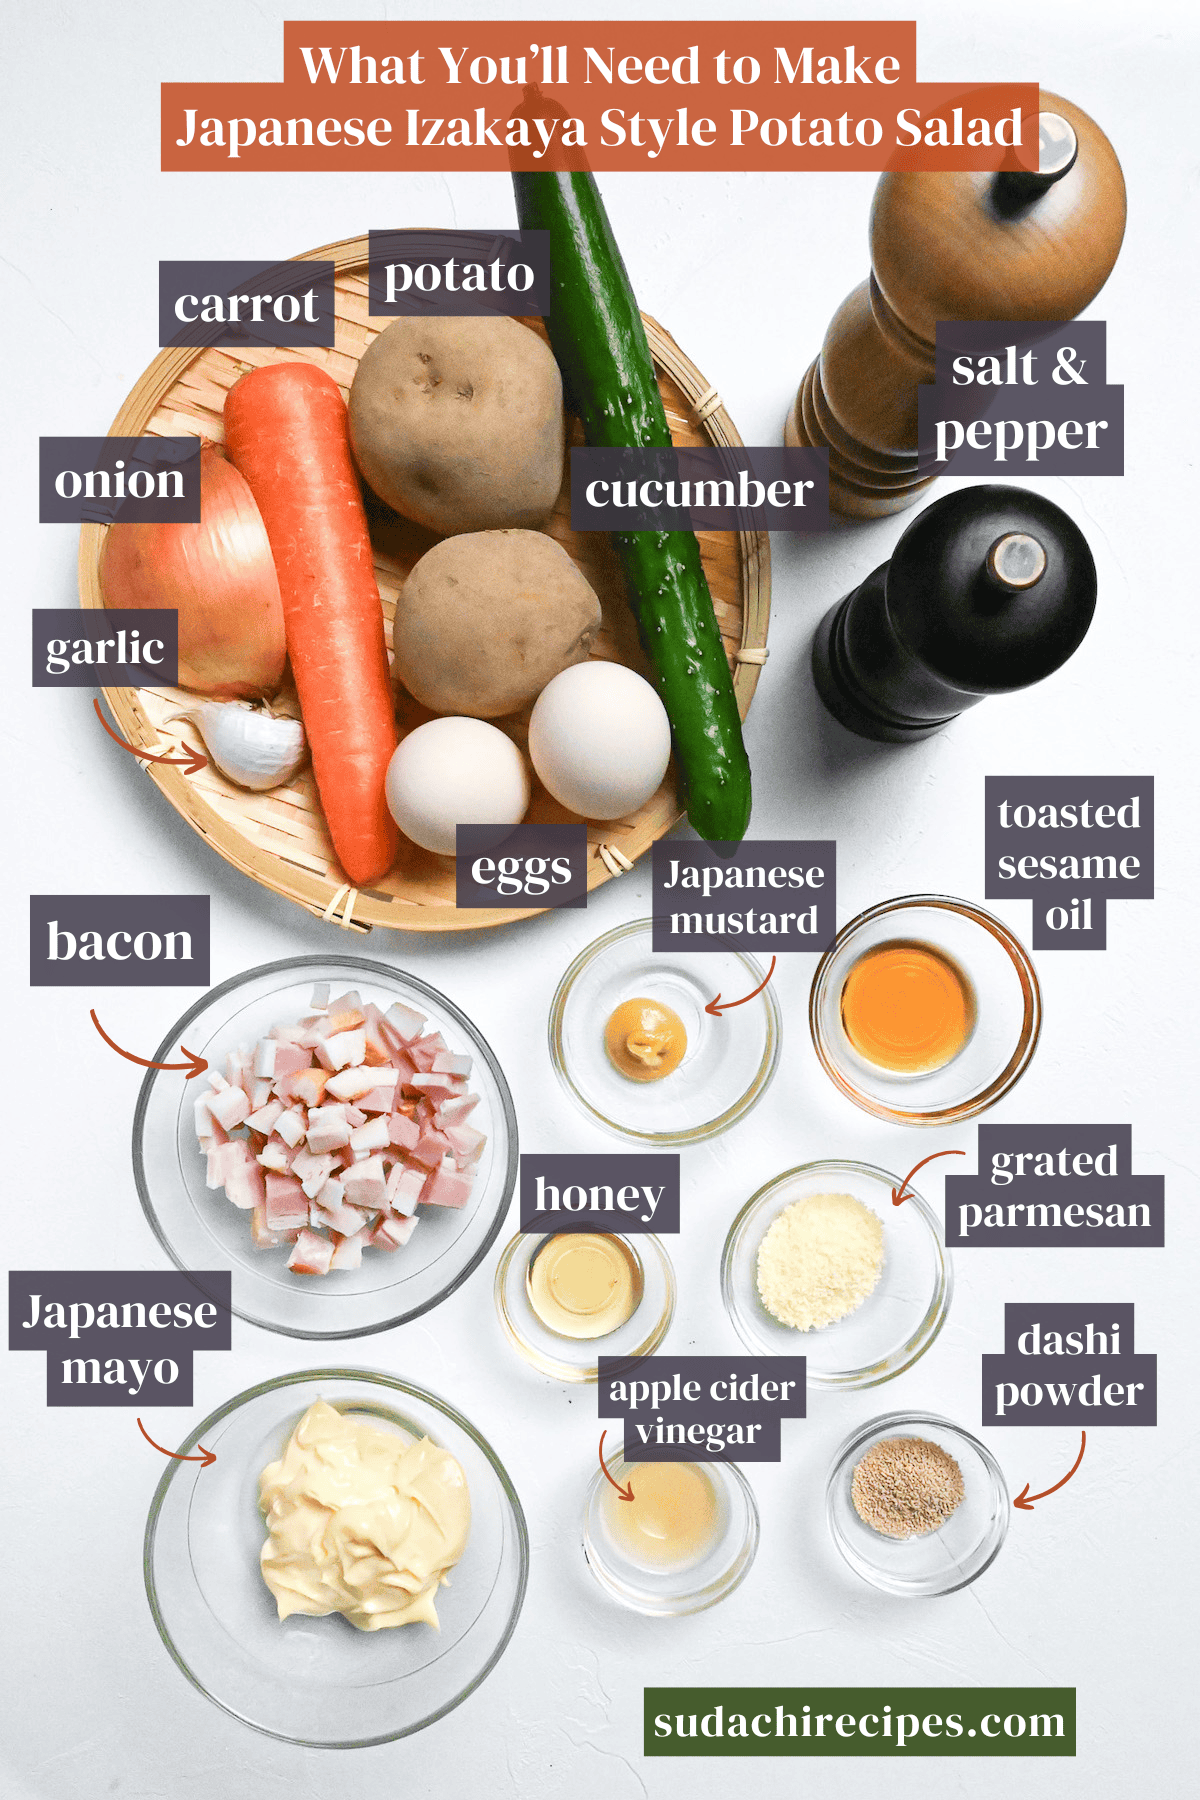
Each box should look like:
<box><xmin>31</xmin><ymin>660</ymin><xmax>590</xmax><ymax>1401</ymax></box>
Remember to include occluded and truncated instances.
<box><xmin>811</xmin><ymin>485</ymin><xmax>1097</xmax><ymax>741</ymax></box>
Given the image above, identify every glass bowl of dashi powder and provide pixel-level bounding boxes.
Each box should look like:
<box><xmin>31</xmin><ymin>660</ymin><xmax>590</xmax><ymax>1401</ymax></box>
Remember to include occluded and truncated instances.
<box><xmin>720</xmin><ymin>1161</ymin><xmax>952</xmax><ymax>1387</ymax></box>
<box><xmin>826</xmin><ymin>1412</ymin><xmax>1009</xmax><ymax>1596</ymax></box>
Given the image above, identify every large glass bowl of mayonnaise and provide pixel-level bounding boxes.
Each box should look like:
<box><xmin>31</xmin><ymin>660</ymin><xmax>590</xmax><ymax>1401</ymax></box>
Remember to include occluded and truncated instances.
<box><xmin>144</xmin><ymin>1369</ymin><xmax>528</xmax><ymax>1746</ymax></box>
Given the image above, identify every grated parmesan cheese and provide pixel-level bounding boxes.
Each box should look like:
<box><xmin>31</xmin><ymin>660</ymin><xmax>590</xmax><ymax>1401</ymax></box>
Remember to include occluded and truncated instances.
<box><xmin>755</xmin><ymin>1192</ymin><xmax>884</xmax><ymax>1330</ymax></box>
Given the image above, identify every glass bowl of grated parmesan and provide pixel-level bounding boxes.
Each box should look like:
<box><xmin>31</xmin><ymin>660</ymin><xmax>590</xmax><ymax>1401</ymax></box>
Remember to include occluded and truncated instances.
<box><xmin>720</xmin><ymin>1160</ymin><xmax>952</xmax><ymax>1387</ymax></box>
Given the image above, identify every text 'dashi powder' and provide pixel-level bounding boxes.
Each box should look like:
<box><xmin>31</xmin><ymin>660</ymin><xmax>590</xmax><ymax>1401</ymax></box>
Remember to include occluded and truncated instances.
<box><xmin>755</xmin><ymin>1191</ymin><xmax>884</xmax><ymax>1331</ymax></box>
<box><xmin>850</xmin><ymin>1436</ymin><xmax>965</xmax><ymax>1538</ymax></box>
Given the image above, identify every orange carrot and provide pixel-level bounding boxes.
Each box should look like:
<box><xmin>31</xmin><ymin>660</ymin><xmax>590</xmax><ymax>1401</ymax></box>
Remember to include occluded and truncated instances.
<box><xmin>223</xmin><ymin>362</ymin><xmax>399</xmax><ymax>885</ymax></box>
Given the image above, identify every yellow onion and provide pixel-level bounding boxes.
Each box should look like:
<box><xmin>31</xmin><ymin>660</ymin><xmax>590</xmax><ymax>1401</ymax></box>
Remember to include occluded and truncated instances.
<box><xmin>99</xmin><ymin>443</ymin><xmax>287</xmax><ymax>698</ymax></box>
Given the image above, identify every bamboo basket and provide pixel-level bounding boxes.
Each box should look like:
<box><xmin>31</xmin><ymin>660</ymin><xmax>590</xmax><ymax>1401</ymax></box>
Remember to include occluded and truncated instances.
<box><xmin>78</xmin><ymin>235</ymin><xmax>771</xmax><ymax>932</ymax></box>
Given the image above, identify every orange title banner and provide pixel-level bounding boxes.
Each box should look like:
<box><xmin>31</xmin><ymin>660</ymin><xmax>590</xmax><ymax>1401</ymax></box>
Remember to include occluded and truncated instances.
<box><xmin>161</xmin><ymin>20</ymin><xmax>1039</xmax><ymax>173</ymax></box>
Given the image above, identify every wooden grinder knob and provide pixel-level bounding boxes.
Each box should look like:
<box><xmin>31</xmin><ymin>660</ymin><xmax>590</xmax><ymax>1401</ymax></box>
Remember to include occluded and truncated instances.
<box><xmin>785</xmin><ymin>92</ymin><xmax>1126</xmax><ymax>519</ymax></box>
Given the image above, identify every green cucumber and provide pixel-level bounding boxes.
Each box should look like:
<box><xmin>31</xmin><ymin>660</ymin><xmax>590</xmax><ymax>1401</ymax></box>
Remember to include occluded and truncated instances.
<box><xmin>513</xmin><ymin>170</ymin><xmax>752</xmax><ymax>844</ymax></box>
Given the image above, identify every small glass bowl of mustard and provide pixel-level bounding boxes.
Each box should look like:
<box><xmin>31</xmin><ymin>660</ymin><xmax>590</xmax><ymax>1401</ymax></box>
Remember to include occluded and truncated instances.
<box><xmin>495</xmin><ymin>1229</ymin><xmax>676</xmax><ymax>1381</ymax></box>
<box><xmin>582</xmin><ymin>1440</ymin><xmax>760</xmax><ymax>1615</ymax></box>
<box><xmin>549</xmin><ymin>918</ymin><xmax>781</xmax><ymax>1145</ymax></box>
<box><xmin>810</xmin><ymin>895</ymin><xmax>1041</xmax><ymax>1125</ymax></box>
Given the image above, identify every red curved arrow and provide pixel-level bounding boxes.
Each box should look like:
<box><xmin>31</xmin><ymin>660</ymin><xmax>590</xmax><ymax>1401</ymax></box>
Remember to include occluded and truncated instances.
<box><xmin>138</xmin><ymin>1417</ymin><xmax>216</xmax><ymax>1468</ymax></box>
<box><xmin>94</xmin><ymin>698</ymin><xmax>207</xmax><ymax>777</ymax></box>
<box><xmin>891</xmin><ymin>1148</ymin><xmax>966</xmax><ymax>1206</ymax></box>
<box><xmin>599</xmin><ymin>1430</ymin><xmax>634</xmax><ymax>1503</ymax></box>
<box><xmin>90</xmin><ymin>1009</ymin><xmax>208</xmax><ymax>1079</ymax></box>
<box><xmin>705</xmin><ymin>955</ymin><xmax>777</xmax><ymax>1018</ymax></box>
<box><xmin>1014</xmin><ymin>1431</ymin><xmax>1086</xmax><ymax>1511</ymax></box>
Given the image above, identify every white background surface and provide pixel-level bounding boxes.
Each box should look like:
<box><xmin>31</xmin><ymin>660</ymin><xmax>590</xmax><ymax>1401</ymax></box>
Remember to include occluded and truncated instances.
<box><xmin>3</xmin><ymin>1</ymin><xmax>1196</xmax><ymax>1795</ymax></box>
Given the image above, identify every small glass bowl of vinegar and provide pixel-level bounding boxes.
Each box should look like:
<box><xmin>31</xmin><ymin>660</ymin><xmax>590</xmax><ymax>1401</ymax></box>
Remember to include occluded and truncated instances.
<box><xmin>809</xmin><ymin>896</ymin><xmax>1041</xmax><ymax>1125</ymax></box>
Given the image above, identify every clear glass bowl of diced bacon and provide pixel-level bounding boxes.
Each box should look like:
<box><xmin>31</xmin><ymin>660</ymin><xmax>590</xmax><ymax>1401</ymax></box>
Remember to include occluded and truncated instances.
<box><xmin>133</xmin><ymin>957</ymin><xmax>518</xmax><ymax>1338</ymax></box>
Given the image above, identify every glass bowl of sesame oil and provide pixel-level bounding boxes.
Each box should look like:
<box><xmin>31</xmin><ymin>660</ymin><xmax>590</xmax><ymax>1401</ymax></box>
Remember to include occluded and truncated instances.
<box><xmin>809</xmin><ymin>896</ymin><xmax>1041</xmax><ymax>1125</ymax></box>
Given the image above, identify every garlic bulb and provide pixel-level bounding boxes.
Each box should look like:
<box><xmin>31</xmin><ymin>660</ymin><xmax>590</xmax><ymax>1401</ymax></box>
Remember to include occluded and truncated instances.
<box><xmin>181</xmin><ymin>702</ymin><xmax>307</xmax><ymax>791</ymax></box>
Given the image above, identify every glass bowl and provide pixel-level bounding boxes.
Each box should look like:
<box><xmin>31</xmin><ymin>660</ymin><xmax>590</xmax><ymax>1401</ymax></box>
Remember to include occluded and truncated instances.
<box><xmin>720</xmin><ymin>1161</ymin><xmax>951</xmax><ymax>1388</ymax></box>
<box><xmin>810</xmin><ymin>895</ymin><xmax>1040</xmax><ymax>1124</ymax></box>
<box><xmin>583</xmin><ymin>1440</ymin><xmax>759</xmax><ymax>1615</ymax></box>
<box><xmin>548</xmin><ymin>918</ymin><xmax>781</xmax><ymax>1144</ymax></box>
<box><xmin>133</xmin><ymin>955</ymin><xmax>519</xmax><ymax>1338</ymax></box>
<box><xmin>826</xmin><ymin>1411</ymin><xmax>1009</xmax><ymax>1596</ymax></box>
<box><xmin>144</xmin><ymin>1369</ymin><xmax>529</xmax><ymax>1745</ymax></box>
<box><xmin>495</xmin><ymin>1230</ymin><xmax>676</xmax><ymax>1381</ymax></box>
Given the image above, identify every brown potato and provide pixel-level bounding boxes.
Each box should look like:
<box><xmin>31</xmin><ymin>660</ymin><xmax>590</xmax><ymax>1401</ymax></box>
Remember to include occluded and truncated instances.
<box><xmin>348</xmin><ymin>316</ymin><xmax>564</xmax><ymax>534</ymax></box>
<box><xmin>394</xmin><ymin>530</ymin><xmax>602</xmax><ymax>718</ymax></box>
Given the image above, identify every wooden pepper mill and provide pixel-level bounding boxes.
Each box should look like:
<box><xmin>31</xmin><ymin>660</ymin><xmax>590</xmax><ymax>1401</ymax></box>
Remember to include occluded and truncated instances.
<box><xmin>786</xmin><ymin>92</ymin><xmax>1126</xmax><ymax>518</ymax></box>
<box><xmin>812</xmin><ymin>485</ymin><xmax>1097</xmax><ymax>740</ymax></box>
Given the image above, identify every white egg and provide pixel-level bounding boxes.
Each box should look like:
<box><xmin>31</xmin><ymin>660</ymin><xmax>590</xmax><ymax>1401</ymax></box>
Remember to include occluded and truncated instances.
<box><xmin>385</xmin><ymin>718</ymin><xmax>530</xmax><ymax>856</ymax></box>
<box><xmin>528</xmin><ymin>662</ymin><xmax>672</xmax><ymax>819</ymax></box>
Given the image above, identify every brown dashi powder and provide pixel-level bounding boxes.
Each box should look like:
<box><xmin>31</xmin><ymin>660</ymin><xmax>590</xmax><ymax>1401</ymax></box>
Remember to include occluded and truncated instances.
<box><xmin>850</xmin><ymin>1435</ymin><xmax>965</xmax><ymax>1538</ymax></box>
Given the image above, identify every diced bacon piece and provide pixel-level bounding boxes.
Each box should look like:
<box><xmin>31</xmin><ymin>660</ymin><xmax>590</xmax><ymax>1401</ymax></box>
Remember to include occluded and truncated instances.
<box><xmin>372</xmin><ymin>1213</ymin><xmax>419</xmax><ymax>1250</ymax></box>
<box><xmin>342</xmin><ymin>1154</ymin><xmax>387</xmax><ymax>1210</ymax></box>
<box><xmin>321</xmin><ymin>1175</ymin><xmax>345</xmax><ymax>1208</ymax></box>
<box><xmin>246</xmin><ymin>1097</ymin><xmax>284</xmax><ymax>1135</ymax></box>
<box><xmin>206</xmin><ymin>1145</ymin><xmax>227</xmax><ymax>1189</ymax></box>
<box><xmin>257</xmin><ymin>1138</ymin><xmax>293</xmax><ymax>1174</ymax></box>
<box><xmin>421</xmin><ymin>1165</ymin><xmax>475</xmax><ymax>1209</ymax></box>
<box><xmin>326</xmin><ymin>1063</ymin><xmax>396</xmax><ymax>1101</ymax></box>
<box><xmin>226</xmin><ymin>1048</ymin><xmax>254</xmax><ymax>1094</ymax></box>
<box><xmin>357</xmin><ymin>1086</ymin><xmax>398</xmax><ymax>1114</ymax></box>
<box><xmin>411</xmin><ymin>1125</ymin><xmax>453</xmax><ymax>1169</ymax></box>
<box><xmin>288</xmin><ymin>1229</ymin><xmax>334</xmax><ymax>1276</ymax></box>
<box><xmin>361</xmin><ymin>1003</ymin><xmax>394</xmax><ymax>1066</ymax></box>
<box><xmin>207</xmin><ymin>1070</ymin><xmax>229</xmax><ymax>1092</ymax></box>
<box><xmin>207</xmin><ymin>1083</ymin><xmax>251</xmax><ymax>1131</ymax></box>
<box><xmin>308</xmin><ymin>982</ymin><xmax>330</xmax><ymax>1011</ymax></box>
<box><xmin>270</xmin><ymin>1022</ymin><xmax>310</xmax><ymax>1045</ymax></box>
<box><xmin>444</xmin><ymin>1122</ymin><xmax>487</xmax><ymax>1165</ymax></box>
<box><xmin>220</xmin><ymin>1140</ymin><xmax>266</xmax><ymax>1210</ymax></box>
<box><xmin>194</xmin><ymin>1092</ymin><xmax>217</xmax><ymax>1144</ymax></box>
<box><xmin>253</xmin><ymin>1038</ymin><xmax>278</xmax><ymax>1080</ymax></box>
<box><xmin>249</xmin><ymin>1078</ymin><xmax>273</xmax><ymax>1112</ymax></box>
<box><xmin>349</xmin><ymin>1116</ymin><xmax>390</xmax><ymax>1155</ymax></box>
<box><xmin>313</xmin><ymin>1027</ymin><xmax>367</xmax><ymax>1072</ymax></box>
<box><xmin>384</xmin><ymin>1000</ymin><xmax>428</xmax><ymax>1044</ymax></box>
<box><xmin>387</xmin><ymin>1111</ymin><xmax>420</xmax><ymax>1152</ymax></box>
<box><xmin>407</xmin><ymin>1033</ymin><xmax>446</xmax><ymax>1072</ymax></box>
<box><xmin>410</xmin><ymin>1072</ymin><xmax>464</xmax><ymax>1104</ymax></box>
<box><xmin>312</xmin><ymin>1197</ymin><xmax>370</xmax><ymax>1237</ymax></box>
<box><xmin>270</xmin><ymin>1043</ymin><xmax>313</xmax><ymax>1083</ymax></box>
<box><xmin>432</xmin><ymin>1051</ymin><xmax>473</xmax><ymax>1077</ymax></box>
<box><xmin>274</xmin><ymin>1105</ymin><xmax>307</xmax><ymax>1148</ymax></box>
<box><xmin>344</xmin><ymin>1105</ymin><xmax>366</xmax><ymax>1128</ymax></box>
<box><xmin>292</xmin><ymin>1148</ymin><xmax>336</xmax><ymax>1199</ymax></box>
<box><xmin>250</xmin><ymin>1205</ymin><xmax>283</xmax><ymax>1250</ymax></box>
<box><xmin>265</xmin><ymin>1173</ymin><xmax>309</xmax><ymax>1231</ymax></box>
<box><xmin>289</xmin><ymin>1067</ymin><xmax>330</xmax><ymax>1108</ymax></box>
<box><xmin>306</xmin><ymin>1106</ymin><xmax>351</xmax><ymax>1154</ymax></box>
<box><xmin>388</xmin><ymin>1164</ymin><xmax>427</xmax><ymax>1215</ymax></box>
<box><xmin>435</xmin><ymin>1092</ymin><xmax>481</xmax><ymax>1127</ymax></box>
<box><xmin>329</xmin><ymin>1232</ymin><xmax>364</xmax><ymax>1271</ymax></box>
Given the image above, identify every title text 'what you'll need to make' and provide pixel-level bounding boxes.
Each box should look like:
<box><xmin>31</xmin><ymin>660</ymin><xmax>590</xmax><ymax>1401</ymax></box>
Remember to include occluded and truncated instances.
<box><xmin>160</xmin><ymin>22</ymin><xmax>1039</xmax><ymax>174</ymax></box>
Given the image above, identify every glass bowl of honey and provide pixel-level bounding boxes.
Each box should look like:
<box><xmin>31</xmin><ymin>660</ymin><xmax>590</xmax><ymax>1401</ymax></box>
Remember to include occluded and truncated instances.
<box><xmin>809</xmin><ymin>896</ymin><xmax>1041</xmax><ymax>1125</ymax></box>
<box><xmin>494</xmin><ymin>1230</ymin><xmax>676</xmax><ymax>1381</ymax></box>
<box><xmin>549</xmin><ymin>918</ymin><xmax>781</xmax><ymax>1145</ymax></box>
<box><xmin>582</xmin><ymin>1440</ymin><xmax>760</xmax><ymax>1615</ymax></box>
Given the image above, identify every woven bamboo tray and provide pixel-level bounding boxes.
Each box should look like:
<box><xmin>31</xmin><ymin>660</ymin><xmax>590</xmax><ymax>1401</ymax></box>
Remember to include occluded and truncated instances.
<box><xmin>78</xmin><ymin>235</ymin><xmax>771</xmax><ymax>933</ymax></box>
